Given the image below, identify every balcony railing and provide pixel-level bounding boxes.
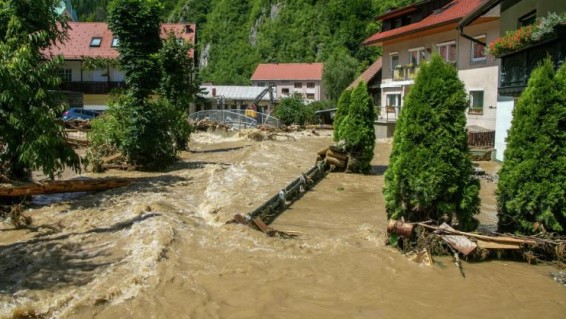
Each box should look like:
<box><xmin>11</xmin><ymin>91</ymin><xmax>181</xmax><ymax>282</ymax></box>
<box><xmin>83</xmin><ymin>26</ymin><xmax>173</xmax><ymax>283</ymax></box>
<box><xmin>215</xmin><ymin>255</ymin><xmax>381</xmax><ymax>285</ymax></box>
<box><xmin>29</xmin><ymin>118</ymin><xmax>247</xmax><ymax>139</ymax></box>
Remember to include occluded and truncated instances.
<box><xmin>60</xmin><ymin>81</ymin><xmax>127</xmax><ymax>94</ymax></box>
<box><xmin>499</xmin><ymin>25</ymin><xmax>566</xmax><ymax>96</ymax></box>
<box><xmin>376</xmin><ymin>106</ymin><xmax>401</xmax><ymax>122</ymax></box>
<box><xmin>393</xmin><ymin>66</ymin><xmax>419</xmax><ymax>81</ymax></box>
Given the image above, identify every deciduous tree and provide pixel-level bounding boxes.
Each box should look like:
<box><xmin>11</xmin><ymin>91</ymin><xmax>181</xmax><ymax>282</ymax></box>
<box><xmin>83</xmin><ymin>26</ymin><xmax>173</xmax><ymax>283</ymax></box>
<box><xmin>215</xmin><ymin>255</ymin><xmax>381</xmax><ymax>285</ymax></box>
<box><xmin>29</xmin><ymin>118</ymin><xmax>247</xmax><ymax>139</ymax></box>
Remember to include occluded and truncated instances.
<box><xmin>0</xmin><ymin>0</ymin><xmax>80</xmax><ymax>181</ymax></box>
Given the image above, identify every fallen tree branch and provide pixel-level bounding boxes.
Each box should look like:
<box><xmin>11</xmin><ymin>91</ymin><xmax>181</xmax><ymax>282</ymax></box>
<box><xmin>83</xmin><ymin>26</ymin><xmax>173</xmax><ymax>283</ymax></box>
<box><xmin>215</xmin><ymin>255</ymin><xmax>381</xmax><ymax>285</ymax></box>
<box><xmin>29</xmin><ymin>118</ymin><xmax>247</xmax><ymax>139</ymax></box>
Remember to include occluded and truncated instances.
<box><xmin>0</xmin><ymin>178</ymin><xmax>136</xmax><ymax>197</ymax></box>
<box><xmin>416</xmin><ymin>222</ymin><xmax>537</xmax><ymax>245</ymax></box>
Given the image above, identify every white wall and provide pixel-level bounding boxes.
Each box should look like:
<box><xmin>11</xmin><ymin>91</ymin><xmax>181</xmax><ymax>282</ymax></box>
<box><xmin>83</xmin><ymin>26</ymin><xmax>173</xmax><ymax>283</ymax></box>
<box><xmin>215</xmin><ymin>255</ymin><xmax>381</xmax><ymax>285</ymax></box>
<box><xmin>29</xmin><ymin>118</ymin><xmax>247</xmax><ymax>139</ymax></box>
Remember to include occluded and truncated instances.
<box><xmin>494</xmin><ymin>97</ymin><xmax>515</xmax><ymax>161</ymax></box>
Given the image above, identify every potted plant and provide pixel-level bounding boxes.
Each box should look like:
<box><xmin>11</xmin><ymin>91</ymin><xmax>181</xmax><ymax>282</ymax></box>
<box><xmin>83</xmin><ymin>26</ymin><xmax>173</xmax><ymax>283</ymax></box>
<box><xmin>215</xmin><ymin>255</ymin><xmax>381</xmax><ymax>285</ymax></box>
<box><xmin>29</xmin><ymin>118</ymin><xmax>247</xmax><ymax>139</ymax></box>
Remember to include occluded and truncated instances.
<box><xmin>406</xmin><ymin>63</ymin><xmax>417</xmax><ymax>79</ymax></box>
<box><xmin>393</xmin><ymin>64</ymin><xmax>404</xmax><ymax>80</ymax></box>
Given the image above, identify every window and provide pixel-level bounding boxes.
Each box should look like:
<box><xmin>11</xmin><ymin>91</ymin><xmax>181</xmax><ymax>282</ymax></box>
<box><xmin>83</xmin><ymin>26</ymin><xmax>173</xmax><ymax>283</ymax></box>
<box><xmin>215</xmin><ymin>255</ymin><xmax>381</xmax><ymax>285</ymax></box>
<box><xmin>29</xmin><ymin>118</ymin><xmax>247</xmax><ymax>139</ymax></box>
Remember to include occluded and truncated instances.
<box><xmin>282</xmin><ymin>88</ymin><xmax>289</xmax><ymax>95</ymax></box>
<box><xmin>437</xmin><ymin>41</ymin><xmax>457</xmax><ymax>63</ymax></box>
<box><xmin>390</xmin><ymin>52</ymin><xmax>399</xmax><ymax>71</ymax></box>
<box><xmin>386</xmin><ymin>94</ymin><xmax>401</xmax><ymax>107</ymax></box>
<box><xmin>58</xmin><ymin>68</ymin><xmax>72</xmax><ymax>82</ymax></box>
<box><xmin>176</xmin><ymin>38</ymin><xmax>184</xmax><ymax>45</ymax></box>
<box><xmin>306</xmin><ymin>93</ymin><xmax>315</xmax><ymax>100</ymax></box>
<box><xmin>90</xmin><ymin>37</ymin><xmax>102</xmax><ymax>47</ymax></box>
<box><xmin>258</xmin><ymin>82</ymin><xmax>265</xmax><ymax>87</ymax></box>
<box><xmin>294</xmin><ymin>82</ymin><xmax>302</xmax><ymax>88</ymax></box>
<box><xmin>469</xmin><ymin>91</ymin><xmax>484</xmax><ymax>114</ymax></box>
<box><xmin>408</xmin><ymin>47</ymin><xmax>426</xmax><ymax>66</ymax></box>
<box><xmin>472</xmin><ymin>35</ymin><xmax>486</xmax><ymax>61</ymax></box>
<box><xmin>519</xmin><ymin>10</ymin><xmax>536</xmax><ymax>27</ymax></box>
<box><xmin>307</xmin><ymin>82</ymin><xmax>315</xmax><ymax>88</ymax></box>
<box><xmin>111</xmin><ymin>37</ymin><xmax>119</xmax><ymax>47</ymax></box>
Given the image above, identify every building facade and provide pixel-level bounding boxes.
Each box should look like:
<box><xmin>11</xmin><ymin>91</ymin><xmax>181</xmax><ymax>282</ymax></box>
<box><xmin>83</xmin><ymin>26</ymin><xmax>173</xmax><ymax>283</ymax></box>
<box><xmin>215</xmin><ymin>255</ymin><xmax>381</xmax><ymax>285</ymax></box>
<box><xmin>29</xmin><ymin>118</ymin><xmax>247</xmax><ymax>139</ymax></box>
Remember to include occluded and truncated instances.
<box><xmin>365</xmin><ymin>0</ymin><xmax>500</xmax><ymax>137</ymax></box>
<box><xmin>250</xmin><ymin>63</ymin><xmax>325</xmax><ymax>103</ymax></box>
<box><xmin>45</xmin><ymin>22</ymin><xmax>196</xmax><ymax>110</ymax></box>
<box><xmin>462</xmin><ymin>0</ymin><xmax>566</xmax><ymax>161</ymax></box>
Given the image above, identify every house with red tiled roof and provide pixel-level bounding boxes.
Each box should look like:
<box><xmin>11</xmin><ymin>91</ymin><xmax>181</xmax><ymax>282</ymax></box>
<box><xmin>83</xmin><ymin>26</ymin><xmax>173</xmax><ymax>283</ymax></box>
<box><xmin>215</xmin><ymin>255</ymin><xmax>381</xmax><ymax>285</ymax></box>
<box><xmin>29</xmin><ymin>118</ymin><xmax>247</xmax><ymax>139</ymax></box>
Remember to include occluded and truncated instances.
<box><xmin>250</xmin><ymin>63</ymin><xmax>325</xmax><ymax>102</ymax></box>
<box><xmin>45</xmin><ymin>22</ymin><xmax>195</xmax><ymax>109</ymax></box>
<box><xmin>365</xmin><ymin>0</ymin><xmax>500</xmax><ymax>138</ymax></box>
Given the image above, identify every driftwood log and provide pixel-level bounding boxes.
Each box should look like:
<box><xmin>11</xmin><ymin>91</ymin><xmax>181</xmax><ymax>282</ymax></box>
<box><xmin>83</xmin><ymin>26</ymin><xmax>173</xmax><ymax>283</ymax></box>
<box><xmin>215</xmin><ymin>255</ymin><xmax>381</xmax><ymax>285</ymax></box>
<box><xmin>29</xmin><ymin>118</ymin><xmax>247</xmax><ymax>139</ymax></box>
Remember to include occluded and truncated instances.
<box><xmin>0</xmin><ymin>178</ymin><xmax>135</xmax><ymax>197</ymax></box>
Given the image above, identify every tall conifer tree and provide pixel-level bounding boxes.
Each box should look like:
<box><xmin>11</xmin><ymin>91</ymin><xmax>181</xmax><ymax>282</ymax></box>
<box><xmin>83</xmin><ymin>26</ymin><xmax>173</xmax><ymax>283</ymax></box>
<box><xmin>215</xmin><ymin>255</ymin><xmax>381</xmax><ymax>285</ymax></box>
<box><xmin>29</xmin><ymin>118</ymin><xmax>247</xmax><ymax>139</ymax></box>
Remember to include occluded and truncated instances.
<box><xmin>497</xmin><ymin>59</ymin><xmax>566</xmax><ymax>234</ymax></box>
<box><xmin>383</xmin><ymin>55</ymin><xmax>479</xmax><ymax>231</ymax></box>
<box><xmin>339</xmin><ymin>82</ymin><xmax>375</xmax><ymax>173</ymax></box>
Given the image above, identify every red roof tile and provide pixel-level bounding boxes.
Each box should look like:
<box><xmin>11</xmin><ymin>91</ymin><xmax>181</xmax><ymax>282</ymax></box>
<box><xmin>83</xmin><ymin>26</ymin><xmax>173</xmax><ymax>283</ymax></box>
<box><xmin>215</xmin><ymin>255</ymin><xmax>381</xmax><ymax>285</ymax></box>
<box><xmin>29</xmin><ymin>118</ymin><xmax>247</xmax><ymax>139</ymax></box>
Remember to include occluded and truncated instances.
<box><xmin>45</xmin><ymin>22</ymin><xmax>195</xmax><ymax>60</ymax></box>
<box><xmin>365</xmin><ymin>0</ymin><xmax>484</xmax><ymax>46</ymax></box>
<box><xmin>348</xmin><ymin>58</ymin><xmax>382</xmax><ymax>89</ymax></box>
<box><xmin>251</xmin><ymin>63</ymin><xmax>324</xmax><ymax>81</ymax></box>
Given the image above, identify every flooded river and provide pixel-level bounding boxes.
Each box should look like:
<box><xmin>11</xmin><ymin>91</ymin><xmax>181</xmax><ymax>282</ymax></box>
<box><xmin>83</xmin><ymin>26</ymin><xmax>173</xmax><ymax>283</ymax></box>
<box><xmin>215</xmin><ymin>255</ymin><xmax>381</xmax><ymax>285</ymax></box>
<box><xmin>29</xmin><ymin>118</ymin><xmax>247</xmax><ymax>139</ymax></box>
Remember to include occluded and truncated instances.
<box><xmin>1</xmin><ymin>130</ymin><xmax>565</xmax><ymax>318</ymax></box>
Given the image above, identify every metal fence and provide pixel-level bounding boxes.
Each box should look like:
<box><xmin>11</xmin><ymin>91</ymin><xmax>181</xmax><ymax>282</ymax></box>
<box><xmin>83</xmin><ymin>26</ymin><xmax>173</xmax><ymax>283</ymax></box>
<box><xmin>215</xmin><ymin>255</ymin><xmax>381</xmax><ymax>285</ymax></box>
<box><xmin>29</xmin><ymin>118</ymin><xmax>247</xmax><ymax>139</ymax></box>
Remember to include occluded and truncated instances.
<box><xmin>188</xmin><ymin>109</ymin><xmax>280</xmax><ymax>129</ymax></box>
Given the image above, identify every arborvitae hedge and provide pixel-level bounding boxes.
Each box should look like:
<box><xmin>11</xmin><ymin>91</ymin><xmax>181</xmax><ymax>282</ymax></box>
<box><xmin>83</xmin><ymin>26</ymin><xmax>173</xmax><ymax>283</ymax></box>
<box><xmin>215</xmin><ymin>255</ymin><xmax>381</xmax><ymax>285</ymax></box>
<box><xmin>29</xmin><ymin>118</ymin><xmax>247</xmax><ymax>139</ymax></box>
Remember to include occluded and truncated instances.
<box><xmin>338</xmin><ymin>82</ymin><xmax>375</xmax><ymax>173</ymax></box>
<box><xmin>383</xmin><ymin>54</ymin><xmax>480</xmax><ymax>231</ymax></box>
<box><xmin>333</xmin><ymin>89</ymin><xmax>352</xmax><ymax>141</ymax></box>
<box><xmin>497</xmin><ymin>59</ymin><xmax>566</xmax><ymax>234</ymax></box>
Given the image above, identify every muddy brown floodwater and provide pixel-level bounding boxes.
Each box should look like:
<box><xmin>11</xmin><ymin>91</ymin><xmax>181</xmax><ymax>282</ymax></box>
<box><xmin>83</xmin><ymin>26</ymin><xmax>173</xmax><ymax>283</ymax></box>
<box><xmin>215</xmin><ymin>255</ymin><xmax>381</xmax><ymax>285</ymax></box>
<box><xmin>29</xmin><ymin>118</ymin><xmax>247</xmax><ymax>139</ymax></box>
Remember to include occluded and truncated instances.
<box><xmin>1</xmin><ymin>130</ymin><xmax>565</xmax><ymax>318</ymax></box>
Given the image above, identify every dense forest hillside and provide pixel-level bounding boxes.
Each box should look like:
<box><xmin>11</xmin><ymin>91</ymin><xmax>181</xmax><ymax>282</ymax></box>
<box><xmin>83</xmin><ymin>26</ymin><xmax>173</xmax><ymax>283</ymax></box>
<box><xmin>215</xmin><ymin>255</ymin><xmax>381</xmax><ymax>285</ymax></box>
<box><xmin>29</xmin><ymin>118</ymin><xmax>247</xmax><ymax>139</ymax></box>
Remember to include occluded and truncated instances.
<box><xmin>70</xmin><ymin>0</ymin><xmax>417</xmax><ymax>85</ymax></box>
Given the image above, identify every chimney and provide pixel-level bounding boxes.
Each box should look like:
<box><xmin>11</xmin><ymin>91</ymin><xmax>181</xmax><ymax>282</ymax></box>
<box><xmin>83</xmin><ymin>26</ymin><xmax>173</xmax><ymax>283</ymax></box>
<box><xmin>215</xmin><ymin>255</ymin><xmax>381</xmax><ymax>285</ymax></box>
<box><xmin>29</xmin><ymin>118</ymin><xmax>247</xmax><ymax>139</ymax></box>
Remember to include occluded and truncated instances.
<box><xmin>212</xmin><ymin>88</ymin><xmax>216</xmax><ymax>97</ymax></box>
<box><xmin>185</xmin><ymin>25</ymin><xmax>192</xmax><ymax>33</ymax></box>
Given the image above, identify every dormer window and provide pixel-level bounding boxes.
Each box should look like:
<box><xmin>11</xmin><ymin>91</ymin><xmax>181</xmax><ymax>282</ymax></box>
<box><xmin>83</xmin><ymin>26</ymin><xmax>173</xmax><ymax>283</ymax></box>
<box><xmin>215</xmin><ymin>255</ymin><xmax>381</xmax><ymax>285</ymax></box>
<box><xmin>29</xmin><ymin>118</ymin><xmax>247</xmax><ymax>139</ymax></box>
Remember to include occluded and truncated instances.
<box><xmin>90</xmin><ymin>37</ymin><xmax>102</xmax><ymax>47</ymax></box>
<box><xmin>111</xmin><ymin>37</ymin><xmax>119</xmax><ymax>47</ymax></box>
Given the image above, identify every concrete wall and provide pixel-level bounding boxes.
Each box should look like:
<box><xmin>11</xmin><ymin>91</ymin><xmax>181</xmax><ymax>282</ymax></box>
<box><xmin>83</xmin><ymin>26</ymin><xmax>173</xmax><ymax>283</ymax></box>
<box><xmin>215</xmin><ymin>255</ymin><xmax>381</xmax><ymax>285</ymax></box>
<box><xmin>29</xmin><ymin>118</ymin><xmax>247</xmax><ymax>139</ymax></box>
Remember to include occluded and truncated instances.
<box><xmin>501</xmin><ymin>0</ymin><xmax>566</xmax><ymax>34</ymax></box>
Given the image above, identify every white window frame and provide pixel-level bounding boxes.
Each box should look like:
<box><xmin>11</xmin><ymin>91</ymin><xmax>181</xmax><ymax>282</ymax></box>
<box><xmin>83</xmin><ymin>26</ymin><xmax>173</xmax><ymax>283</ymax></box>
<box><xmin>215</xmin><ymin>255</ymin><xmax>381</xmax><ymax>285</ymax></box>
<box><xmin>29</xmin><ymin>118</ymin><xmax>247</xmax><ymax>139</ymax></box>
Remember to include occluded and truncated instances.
<box><xmin>386</xmin><ymin>93</ymin><xmax>401</xmax><ymax>108</ymax></box>
<box><xmin>389</xmin><ymin>52</ymin><xmax>399</xmax><ymax>71</ymax></box>
<box><xmin>471</xmin><ymin>35</ymin><xmax>486</xmax><ymax>62</ymax></box>
<box><xmin>436</xmin><ymin>40</ymin><xmax>457</xmax><ymax>63</ymax></box>
<box><xmin>469</xmin><ymin>90</ymin><xmax>484</xmax><ymax>114</ymax></box>
<box><xmin>408</xmin><ymin>47</ymin><xmax>426</xmax><ymax>66</ymax></box>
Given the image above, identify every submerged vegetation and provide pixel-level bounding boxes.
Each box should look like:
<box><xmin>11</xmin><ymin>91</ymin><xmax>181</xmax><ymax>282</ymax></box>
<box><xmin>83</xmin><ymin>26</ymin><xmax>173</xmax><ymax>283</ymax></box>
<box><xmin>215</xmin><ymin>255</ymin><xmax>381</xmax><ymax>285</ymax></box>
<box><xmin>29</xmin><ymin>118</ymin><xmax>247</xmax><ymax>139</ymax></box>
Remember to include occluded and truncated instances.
<box><xmin>88</xmin><ymin>0</ymin><xmax>195</xmax><ymax>170</ymax></box>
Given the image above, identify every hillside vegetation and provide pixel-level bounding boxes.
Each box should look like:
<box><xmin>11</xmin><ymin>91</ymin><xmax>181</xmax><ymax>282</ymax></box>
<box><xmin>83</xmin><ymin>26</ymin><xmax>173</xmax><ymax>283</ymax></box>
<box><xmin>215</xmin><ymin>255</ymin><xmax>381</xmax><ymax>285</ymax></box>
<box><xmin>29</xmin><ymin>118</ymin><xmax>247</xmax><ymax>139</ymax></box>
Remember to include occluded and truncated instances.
<box><xmin>71</xmin><ymin>0</ymin><xmax>417</xmax><ymax>84</ymax></box>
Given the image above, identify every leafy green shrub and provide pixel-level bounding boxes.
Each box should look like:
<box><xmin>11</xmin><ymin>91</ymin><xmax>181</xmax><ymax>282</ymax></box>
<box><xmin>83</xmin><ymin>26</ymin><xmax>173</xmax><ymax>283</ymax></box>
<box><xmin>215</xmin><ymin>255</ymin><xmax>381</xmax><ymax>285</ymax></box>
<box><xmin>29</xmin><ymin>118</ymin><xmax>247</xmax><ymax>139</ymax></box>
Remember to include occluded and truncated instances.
<box><xmin>383</xmin><ymin>54</ymin><xmax>480</xmax><ymax>231</ymax></box>
<box><xmin>497</xmin><ymin>59</ymin><xmax>566</xmax><ymax>234</ymax></box>
<box><xmin>274</xmin><ymin>95</ymin><xmax>309</xmax><ymax>126</ymax></box>
<box><xmin>89</xmin><ymin>95</ymin><xmax>190</xmax><ymax>170</ymax></box>
<box><xmin>333</xmin><ymin>89</ymin><xmax>352</xmax><ymax>141</ymax></box>
<box><xmin>338</xmin><ymin>82</ymin><xmax>375</xmax><ymax>173</ymax></box>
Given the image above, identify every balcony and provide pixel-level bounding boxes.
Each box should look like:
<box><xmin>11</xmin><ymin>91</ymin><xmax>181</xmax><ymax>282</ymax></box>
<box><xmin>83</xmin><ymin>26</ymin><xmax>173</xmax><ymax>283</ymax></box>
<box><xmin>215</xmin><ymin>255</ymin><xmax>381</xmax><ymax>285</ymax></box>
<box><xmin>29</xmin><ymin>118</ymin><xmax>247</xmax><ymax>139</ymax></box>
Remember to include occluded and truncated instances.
<box><xmin>499</xmin><ymin>25</ymin><xmax>566</xmax><ymax>97</ymax></box>
<box><xmin>393</xmin><ymin>66</ymin><xmax>419</xmax><ymax>81</ymax></box>
<box><xmin>60</xmin><ymin>81</ymin><xmax>127</xmax><ymax>94</ymax></box>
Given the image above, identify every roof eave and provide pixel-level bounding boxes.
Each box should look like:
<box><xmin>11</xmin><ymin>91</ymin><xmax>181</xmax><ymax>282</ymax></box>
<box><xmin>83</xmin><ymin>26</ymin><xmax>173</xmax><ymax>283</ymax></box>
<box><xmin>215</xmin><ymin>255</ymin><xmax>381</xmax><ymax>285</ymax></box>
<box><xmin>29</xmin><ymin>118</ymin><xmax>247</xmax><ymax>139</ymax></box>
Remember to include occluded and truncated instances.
<box><xmin>458</xmin><ymin>0</ymin><xmax>501</xmax><ymax>28</ymax></box>
<box><xmin>365</xmin><ymin>19</ymin><xmax>461</xmax><ymax>46</ymax></box>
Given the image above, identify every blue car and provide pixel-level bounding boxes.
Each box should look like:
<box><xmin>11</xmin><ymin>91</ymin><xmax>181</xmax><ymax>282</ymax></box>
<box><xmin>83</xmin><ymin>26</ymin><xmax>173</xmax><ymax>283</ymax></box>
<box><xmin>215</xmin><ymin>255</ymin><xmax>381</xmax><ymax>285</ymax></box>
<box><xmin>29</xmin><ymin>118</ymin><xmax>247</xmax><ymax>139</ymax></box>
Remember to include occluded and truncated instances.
<box><xmin>61</xmin><ymin>108</ymin><xmax>100</xmax><ymax>121</ymax></box>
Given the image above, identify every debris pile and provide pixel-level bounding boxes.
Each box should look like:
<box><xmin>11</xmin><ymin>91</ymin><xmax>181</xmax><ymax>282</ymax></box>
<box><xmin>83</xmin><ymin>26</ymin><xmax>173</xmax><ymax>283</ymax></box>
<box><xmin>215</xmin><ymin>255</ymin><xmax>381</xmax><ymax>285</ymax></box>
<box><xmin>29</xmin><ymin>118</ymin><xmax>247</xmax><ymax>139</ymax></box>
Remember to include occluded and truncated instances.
<box><xmin>387</xmin><ymin>219</ymin><xmax>566</xmax><ymax>269</ymax></box>
<box><xmin>190</xmin><ymin>118</ymin><xmax>230</xmax><ymax>132</ymax></box>
<box><xmin>316</xmin><ymin>144</ymin><xmax>349</xmax><ymax>171</ymax></box>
